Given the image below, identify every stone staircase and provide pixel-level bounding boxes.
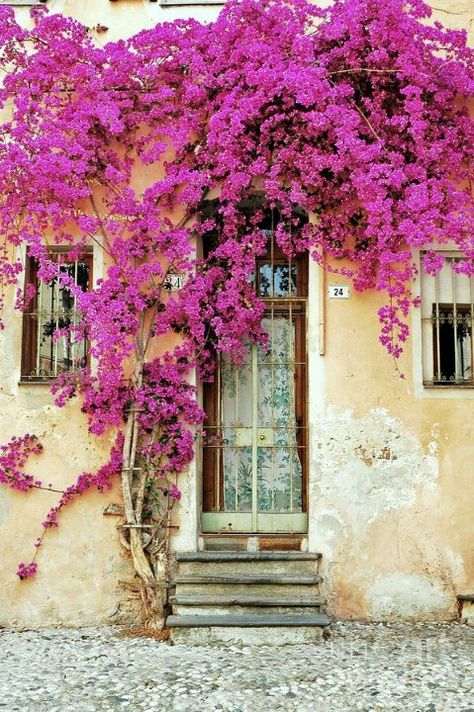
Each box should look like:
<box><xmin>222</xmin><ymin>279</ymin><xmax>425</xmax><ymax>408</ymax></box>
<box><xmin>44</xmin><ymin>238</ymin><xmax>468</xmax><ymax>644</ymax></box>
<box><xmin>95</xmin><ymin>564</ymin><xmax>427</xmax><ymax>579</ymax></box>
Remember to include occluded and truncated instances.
<box><xmin>166</xmin><ymin>551</ymin><xmax>330</xmax><ymax>644</ymax></box>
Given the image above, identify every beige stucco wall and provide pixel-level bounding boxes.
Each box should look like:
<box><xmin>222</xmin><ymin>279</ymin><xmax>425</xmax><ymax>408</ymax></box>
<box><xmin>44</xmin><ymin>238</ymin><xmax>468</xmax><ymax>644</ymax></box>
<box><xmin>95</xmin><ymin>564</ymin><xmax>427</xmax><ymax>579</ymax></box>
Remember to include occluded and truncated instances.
<box><xmin>310</xmin><ymin>272</ymin><xmax>474</xmax><ymax>620</ymax></box>
<box><xmin>0</xmin><ymin>0</ymin><xmax>472</xmax><ymax>626</ymax></box>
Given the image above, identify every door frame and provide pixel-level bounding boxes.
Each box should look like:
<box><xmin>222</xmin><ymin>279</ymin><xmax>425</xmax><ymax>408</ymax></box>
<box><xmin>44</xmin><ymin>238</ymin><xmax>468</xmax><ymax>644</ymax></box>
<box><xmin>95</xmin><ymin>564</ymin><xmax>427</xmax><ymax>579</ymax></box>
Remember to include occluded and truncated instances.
<box><xmin>201</xmin><ymin>249</ymin><xmax>309</xmax><ymax>534</ymax></box>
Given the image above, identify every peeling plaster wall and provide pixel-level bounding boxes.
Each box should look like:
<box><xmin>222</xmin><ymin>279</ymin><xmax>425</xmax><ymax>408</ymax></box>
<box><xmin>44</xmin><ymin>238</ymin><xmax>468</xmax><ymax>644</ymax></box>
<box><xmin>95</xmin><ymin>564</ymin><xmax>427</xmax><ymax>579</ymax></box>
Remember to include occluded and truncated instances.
<box><xmin>310</xmin><ymin>408</ymin><xmax>455</xmax><ymax>620</ymax></box>
<box><xmin>310</xmin><ymin>270</ymin><xmax>474</xmax><ymax>620</ymax></box>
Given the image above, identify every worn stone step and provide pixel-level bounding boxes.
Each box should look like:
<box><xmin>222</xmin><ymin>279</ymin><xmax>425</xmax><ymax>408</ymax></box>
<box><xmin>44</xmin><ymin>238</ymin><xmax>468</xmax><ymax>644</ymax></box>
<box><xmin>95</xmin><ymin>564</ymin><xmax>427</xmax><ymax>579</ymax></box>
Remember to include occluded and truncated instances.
<box><xmin>175</xmin><ymin>574</ymin><xmax>321</xmax><ymax>585</ymax></box>
<box><xmin>178</xmin><ymin>559</ymin><xmax>317</xmax><ymax>576</ymax></box>
<box><xmin>170</xmin><ymin>593</ymin><xmax>326</xmax><ymax>617</ymax></box>
<box><xmin>166</xmin><ymin>613</ymin><xmax>330</xmax><ymax>628</ymax></box>
<box><xmin>176</xmin><ymin>553</ymin><xmax>321</xmax><ymax>577</ymax></box>
<box><xmin>170</xmin><ymin>594</ymin><xmax>326</xmax><ymax>607</ymax></box>
<box><xmin>173</xmin><ymin>605</ymin><xmax>324</xmax><ymax>616</ymax></box>
<box><xmin>176</xmin><ymin>552</ymin><xmax>321</xmax><ymax>562</ymax></box>
<box><xmin>175</xmin><ymin>577</ymin><xmax>321</xmax><ymax>597</ymax></box>
<box><xmin>169</xmin><ymin>625</ymin><xmax>326</xmax><ymax>645</ymax></box>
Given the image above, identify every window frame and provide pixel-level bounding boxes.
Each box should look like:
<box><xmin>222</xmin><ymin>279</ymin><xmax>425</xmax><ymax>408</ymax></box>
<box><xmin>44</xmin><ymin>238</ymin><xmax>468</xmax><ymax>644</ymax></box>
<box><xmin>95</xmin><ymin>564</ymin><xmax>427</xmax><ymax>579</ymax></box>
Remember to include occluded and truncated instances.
<box><xmin>21</xmin><ymin>248</ymin><xmax>93</xmax><ymax>383</ymax></box>
<box><xmin>420</xmin><ymin>249</ymin><xmax>474</xmax><ymax>389</ymax></box>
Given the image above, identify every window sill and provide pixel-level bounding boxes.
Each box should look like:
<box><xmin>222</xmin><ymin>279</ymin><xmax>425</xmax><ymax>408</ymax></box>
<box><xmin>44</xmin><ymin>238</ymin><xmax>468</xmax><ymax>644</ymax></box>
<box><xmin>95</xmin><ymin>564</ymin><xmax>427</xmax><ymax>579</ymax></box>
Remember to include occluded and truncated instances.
<box><xmin>159</xmin><ymin>1</ymin><xmax>223</xmax><ymax>5</ymax></box>
<box><xmin>423</xmin><ymin>382</ymin><xmax>474</xmax><ymax>389</ymax></box>
<box><xmin>18</xmin><ymin>380</ymin><xmax>54</xmax><ymax>386</ymax></box>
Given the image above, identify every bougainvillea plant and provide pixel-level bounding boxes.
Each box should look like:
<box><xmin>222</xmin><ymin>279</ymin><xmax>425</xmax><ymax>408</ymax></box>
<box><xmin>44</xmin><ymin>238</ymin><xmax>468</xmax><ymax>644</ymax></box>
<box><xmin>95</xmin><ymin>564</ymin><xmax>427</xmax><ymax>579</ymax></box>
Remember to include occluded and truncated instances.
<box><xmin>0</xmin><ymin>0</ymin><xmax>473</xmax><ymax>623</ymax></box>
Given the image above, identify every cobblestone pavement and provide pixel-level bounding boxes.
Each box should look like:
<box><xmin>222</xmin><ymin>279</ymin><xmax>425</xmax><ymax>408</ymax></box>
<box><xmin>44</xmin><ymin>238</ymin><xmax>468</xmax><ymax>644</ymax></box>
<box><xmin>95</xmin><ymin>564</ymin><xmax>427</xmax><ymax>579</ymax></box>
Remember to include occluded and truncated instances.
<box><xmin>0</xmin><ymin>622</ymin><xmax>472</xmax><ymax>712</ymax></box>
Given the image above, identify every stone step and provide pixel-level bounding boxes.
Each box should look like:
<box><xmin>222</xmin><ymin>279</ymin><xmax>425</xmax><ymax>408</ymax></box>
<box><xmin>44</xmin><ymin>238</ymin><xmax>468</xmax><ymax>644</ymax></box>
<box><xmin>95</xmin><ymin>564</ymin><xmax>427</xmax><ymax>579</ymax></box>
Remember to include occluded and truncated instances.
<box><xmin>176</xmin><ymin>552</ymin><xmax>320</xmax><ymax>561</ymax></box>
<box><xmin>173</xmin><ymin>605</ymin><xmax>324</xmax><ymax>616</ymax></box>
<box><xmin>176</xmin><ymin>553</ymin><xmax>320</xmax><ymax>577</ymax></box>
<box><xmin>166</xmin><ymin>613</ymin><xmax>330</xmax><ymax>628</ymax></box>
<box><xmin>175</xmin><ymin>579</ymin><xmax>321</xmax><ymax>597</ymax></box>
<box><xmin>170</xmin><ymin>594</ymin><xmax>326</xmax><ymax>617</ymax></box>
<box><xmin>175</xmin><ymin>574</ymin><xmax>321</xmax><ymax>585</ymax></box>
<box><xmin>169</xmin><ymin>625</ymin><xmax>326</xmax><ymax>645</ymax></box>
<box><xmin>174</xmin><ymin>574</ymin><xmax>321</xmax><ymax>597</ymax></box>
<box><xmin>177</xmin><ymin>558</ymin><xmax>318</xmax><ymax>576</ymax></box>
<box><xmin>170</xmin><ymin>594</ymin><xmax>326</xmax><ymax>607</ymax></box>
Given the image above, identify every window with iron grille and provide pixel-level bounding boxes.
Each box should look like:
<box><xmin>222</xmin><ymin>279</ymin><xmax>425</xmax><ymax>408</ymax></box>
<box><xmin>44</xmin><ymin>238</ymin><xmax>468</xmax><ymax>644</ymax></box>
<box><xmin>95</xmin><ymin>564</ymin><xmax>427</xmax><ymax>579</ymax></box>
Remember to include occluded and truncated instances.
<box><xmin>421</xmin><ymin>252</ymin><xmax>474</xmax><ymax>386</ymax></box>
<box><xmin>21</xmin><ymin>250</ymin><xmax>92</xmax><ymax>382</ymax></box>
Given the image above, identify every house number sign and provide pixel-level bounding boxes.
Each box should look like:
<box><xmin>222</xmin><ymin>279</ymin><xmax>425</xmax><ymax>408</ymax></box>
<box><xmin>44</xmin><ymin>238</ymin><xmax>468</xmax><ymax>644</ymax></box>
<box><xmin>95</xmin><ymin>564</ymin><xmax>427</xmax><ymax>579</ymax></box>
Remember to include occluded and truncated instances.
<box><xmin>328</xmin><ymin>284</ymin><xmax>350</xmax><ymax>299</ymax></box>
<box><xmin>163</xmin><ymin>273</ymin><xmax>184</xmax><ymax>291</ymax></box>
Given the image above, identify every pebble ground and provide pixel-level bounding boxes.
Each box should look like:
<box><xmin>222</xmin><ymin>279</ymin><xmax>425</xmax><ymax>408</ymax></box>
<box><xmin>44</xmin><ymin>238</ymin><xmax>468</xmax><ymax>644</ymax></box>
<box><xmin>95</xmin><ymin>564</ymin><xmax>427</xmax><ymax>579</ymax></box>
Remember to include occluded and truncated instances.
<box><xmin>0</xmin><ymin>622</ymin><xmax>472</xmax><ymax>711</ymax></box>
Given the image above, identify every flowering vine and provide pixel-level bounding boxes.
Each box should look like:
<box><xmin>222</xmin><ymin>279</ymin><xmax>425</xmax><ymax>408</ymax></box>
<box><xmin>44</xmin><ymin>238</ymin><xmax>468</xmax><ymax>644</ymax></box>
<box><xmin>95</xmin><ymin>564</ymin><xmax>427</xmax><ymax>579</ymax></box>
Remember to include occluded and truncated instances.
<box><xmin>0</xmin><ymin>0</ymin><xmax>473</xmax><ymax>623</ymax></box>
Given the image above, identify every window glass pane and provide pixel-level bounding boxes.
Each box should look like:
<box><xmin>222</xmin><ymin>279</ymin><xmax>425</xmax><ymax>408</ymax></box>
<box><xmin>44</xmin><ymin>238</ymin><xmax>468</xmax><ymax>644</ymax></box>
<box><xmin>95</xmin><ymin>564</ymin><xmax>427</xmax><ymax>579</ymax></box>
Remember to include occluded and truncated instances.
<box><xmin>258</xmin><ymin>264</ymin><xmax>272</xmax><ymax>297</ymax></box>
<box><xmin>258</xmin><ymin>263</ymin><xmax>297</xmax><ymax>297</ymax></box>
<box><xmin>433</xmin><ymin>305</ymin><xmax>472</xmax><ymax>383</ymax></box>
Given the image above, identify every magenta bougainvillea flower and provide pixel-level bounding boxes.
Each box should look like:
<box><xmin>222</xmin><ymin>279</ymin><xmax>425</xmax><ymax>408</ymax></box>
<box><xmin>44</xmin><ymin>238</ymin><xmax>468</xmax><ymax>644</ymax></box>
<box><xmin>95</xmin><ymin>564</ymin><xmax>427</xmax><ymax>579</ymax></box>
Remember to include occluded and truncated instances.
<box><xmin>16</xmin><ymin>562</ymin><xmax>38</xmax><ymax>580</ymax></box>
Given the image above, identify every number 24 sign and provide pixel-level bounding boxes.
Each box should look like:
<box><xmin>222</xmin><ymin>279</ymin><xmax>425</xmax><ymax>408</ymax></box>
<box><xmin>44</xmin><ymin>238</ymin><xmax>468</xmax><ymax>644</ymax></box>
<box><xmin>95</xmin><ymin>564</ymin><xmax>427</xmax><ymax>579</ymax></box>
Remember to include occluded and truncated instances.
<box><xmin>328</xmin><ymin>285</ymin><xmax>350</xmax><ymax>299</ymax></box>
<box><xmin>163</xmin><ymin>274</ymin><xmax>184</xmax><ymax>292</ymax></box>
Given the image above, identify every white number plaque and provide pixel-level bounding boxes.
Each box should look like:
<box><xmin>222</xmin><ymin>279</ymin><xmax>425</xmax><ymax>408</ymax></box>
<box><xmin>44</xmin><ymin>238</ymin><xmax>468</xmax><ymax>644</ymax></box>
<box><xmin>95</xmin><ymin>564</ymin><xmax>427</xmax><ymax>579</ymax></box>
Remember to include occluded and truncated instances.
<box><xmin>328</xmin><ymin>285</ymin><xmax>350</xmax><ymax>299</ymax></box>
<box><xmin>163</xmin><ymin>274</ymin><xmax>184</xmax><ymax>292</ymax></box>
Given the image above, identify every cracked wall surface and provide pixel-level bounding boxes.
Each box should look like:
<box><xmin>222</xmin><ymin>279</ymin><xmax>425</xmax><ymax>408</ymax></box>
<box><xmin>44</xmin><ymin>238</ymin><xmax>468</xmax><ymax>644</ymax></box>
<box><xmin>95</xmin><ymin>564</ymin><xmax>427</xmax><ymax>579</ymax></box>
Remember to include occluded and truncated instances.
<box><xmin>310</xmin><ymin>408</ymin><xmax>466</xmax><ymax>619</ymax></box>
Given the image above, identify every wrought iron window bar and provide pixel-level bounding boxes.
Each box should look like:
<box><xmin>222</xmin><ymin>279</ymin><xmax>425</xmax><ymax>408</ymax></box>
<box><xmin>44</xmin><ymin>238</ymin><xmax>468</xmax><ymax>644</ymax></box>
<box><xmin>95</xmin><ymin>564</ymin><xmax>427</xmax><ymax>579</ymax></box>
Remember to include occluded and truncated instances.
<box><xmin>421</xmin><ymin>253</ymin><xmax>474</xmax><ymax>386</ymax></box>
<box><xmin>21</xmin><ymin>253</ymin><xmax>92</xmax><ymax>382</ymax></box>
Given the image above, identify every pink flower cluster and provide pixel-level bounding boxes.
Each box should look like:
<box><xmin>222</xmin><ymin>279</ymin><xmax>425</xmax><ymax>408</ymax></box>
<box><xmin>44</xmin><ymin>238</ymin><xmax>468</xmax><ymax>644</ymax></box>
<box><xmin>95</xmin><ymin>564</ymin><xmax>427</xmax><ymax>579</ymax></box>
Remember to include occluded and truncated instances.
<box><xmin>16</xmin><ymin>562</ymin><xmax>38</xmax><ymax>580</ymax></box>
<box><xmin>0</xmin><ymin>435</ymin><xmax>43</xmax><ymax>492</ymax></box>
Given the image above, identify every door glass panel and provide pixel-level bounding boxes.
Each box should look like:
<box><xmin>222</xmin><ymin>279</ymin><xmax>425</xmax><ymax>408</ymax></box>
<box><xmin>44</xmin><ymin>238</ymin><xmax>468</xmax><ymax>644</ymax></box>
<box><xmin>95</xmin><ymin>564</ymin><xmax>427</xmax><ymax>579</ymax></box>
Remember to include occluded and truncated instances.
<box><xmin>221</xmin><ymin>363</ymin><xmax>252</xmax><ymax>427</ymax></box>
<box><xmin>257</xmin><ymin>317</ymin><xmax>302</xmax><ymax>514</ymax></box>
<box><xmin>221</xmin><ymin>357</ymin><xmax>253</xmax><ymax>512</ymax></box>
<box><xmin>223</xmin><ymin>446</ymin><xmax>252</xmax><ymax>512</ymax></box>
